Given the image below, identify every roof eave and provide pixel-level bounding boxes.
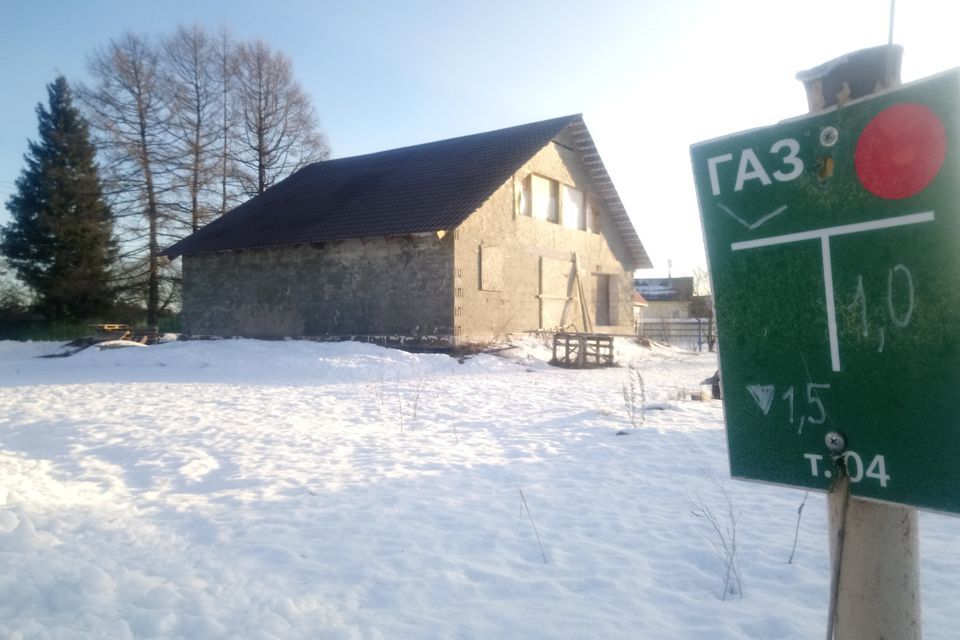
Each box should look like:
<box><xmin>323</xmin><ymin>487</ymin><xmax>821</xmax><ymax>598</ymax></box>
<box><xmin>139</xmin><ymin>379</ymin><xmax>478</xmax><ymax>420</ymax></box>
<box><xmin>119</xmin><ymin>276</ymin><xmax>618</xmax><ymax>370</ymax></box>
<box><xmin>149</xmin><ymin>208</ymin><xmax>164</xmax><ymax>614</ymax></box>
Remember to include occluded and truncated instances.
<box><xmin>566</xmin><ymin>118</ymin><xmax>652</xmax><ymax>270</ymax></box>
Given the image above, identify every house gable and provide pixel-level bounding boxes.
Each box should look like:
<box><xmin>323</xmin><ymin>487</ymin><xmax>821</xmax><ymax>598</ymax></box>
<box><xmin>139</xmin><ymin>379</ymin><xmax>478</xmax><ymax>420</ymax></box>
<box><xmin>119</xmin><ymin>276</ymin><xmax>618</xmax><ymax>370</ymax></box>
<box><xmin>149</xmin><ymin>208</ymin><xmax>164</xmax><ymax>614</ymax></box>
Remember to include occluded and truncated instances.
<box><xmin>452</xmin><ymin>130</ymin><xmax>639</xmax><ymax>341</ymax></box>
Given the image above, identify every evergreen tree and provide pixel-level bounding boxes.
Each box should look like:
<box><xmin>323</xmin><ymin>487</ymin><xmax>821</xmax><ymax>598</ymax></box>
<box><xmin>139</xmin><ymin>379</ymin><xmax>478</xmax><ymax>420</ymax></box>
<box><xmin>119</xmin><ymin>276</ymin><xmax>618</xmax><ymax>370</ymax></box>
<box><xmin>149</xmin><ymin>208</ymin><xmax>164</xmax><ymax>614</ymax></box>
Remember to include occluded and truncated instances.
<box><xmin>1</xmin><ymin>76</ymin><xmax>116</xmax><ymax>320</ymax></box>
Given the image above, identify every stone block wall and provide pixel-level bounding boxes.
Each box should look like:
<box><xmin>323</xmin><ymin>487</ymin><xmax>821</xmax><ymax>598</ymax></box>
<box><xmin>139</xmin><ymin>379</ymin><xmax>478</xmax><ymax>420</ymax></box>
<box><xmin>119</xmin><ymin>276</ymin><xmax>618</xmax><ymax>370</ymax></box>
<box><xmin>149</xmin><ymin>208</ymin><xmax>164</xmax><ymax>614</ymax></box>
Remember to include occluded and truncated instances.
<box><xmin>181</xmin><ymin>234</ymin><xmax>454</xmax><ymax>340</ymax></box>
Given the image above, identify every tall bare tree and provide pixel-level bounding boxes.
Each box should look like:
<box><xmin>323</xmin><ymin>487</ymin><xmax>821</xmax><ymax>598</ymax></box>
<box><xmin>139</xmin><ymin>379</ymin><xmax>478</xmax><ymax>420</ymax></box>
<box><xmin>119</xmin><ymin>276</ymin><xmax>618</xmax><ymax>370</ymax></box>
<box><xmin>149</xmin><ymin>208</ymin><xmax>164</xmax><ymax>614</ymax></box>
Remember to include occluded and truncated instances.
<box><xmin>690</xmin><ymin>266</ymin><xmax>716</xmax><ymax>352</ymax></box>
<box><xmin>162</xmin><ymin>25</ymin><xmax>222</xmax><ymax>233</ymax></box>
<box><xmin>234</xmin><ymin>40</ymin><xmax>329</xmax><ymax>196</ymax></box>
<box><xmin>82</xmin><ymin>32</ymin><xmax>173</xmax><ymax>327</ymax></box>
<box><xmin>78</xmin><ymin>27</ymin><xmax>330</xmax><ymax>326</ymax></box>
<box><xmin>215</xmin><ymin>27</ymin><xmax>241</xmax><ymax>214</ymax></box>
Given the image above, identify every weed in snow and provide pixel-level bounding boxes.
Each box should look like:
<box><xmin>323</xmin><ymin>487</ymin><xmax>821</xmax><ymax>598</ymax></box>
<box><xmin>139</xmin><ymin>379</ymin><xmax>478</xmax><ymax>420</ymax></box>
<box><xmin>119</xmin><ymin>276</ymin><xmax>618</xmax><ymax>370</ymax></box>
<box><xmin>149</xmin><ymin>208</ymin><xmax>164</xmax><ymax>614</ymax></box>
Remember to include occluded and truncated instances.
<box><xmin>395</xmin><ymin>371</ymin><xmax>403</xmax><ymax>433</ymax></box>
<box><xmin>518</xmin><ymin>489</ymin><xmax>547</xmax><ymax>564</ymax></box>
<box><xmin>787</xmin><ymin>491</ymin><xmax>809</xmax><ymax>565</ymax></box>
<box><xmin>409</xmin><ymin>371</ymin><xmax>426</xmax><ymax>422</ymax></box>
<box><xmin>690</xmin><ymin>482</ymin><xmax>743</xmax><ymax>600</ymax></box>
<box><xmin>371</xmin><ymin>372</ymin><xmax>385</xmax><ymax>421</ymax></box>
<box><xmin>622</xmin><ymin>364</ymin><xmax>646</xmax><ymax>429</ymax></box>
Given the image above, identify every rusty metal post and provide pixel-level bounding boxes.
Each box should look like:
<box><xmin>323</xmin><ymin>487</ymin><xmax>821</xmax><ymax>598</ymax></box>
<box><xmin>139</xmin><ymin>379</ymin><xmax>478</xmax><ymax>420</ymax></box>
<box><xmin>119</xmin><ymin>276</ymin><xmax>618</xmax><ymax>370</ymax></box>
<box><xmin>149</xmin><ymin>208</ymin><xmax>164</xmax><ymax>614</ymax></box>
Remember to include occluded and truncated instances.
<box><xmin>797</xmin><ymin>45</ymin><xmax>921</xmax><ymax>640</ymax></box>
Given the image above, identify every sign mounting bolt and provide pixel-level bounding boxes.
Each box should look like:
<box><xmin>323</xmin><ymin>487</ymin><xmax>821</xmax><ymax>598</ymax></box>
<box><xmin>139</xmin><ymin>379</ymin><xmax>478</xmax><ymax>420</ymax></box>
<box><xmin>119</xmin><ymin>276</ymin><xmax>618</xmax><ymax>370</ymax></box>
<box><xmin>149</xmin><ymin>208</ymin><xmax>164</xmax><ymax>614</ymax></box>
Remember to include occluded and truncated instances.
<box><xmin>825</xmin><ymin>431</ymin><xmax>846</xmax><ymax>454</ymax></box>
<box><xmin>820</xmin><ymin>126</ymin><xmax>839</xmax><ymax>147</ymax></box>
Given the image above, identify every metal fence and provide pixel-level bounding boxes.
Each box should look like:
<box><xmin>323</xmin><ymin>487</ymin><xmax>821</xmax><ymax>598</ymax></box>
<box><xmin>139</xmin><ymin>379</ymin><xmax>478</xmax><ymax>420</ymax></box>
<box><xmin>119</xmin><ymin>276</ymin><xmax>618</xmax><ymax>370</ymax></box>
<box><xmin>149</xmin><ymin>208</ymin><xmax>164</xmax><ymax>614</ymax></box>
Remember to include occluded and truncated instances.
<box><xmin>637</xmin><ymin>318</ymin><xmax>715</xmax><ymax>352</ymax></box>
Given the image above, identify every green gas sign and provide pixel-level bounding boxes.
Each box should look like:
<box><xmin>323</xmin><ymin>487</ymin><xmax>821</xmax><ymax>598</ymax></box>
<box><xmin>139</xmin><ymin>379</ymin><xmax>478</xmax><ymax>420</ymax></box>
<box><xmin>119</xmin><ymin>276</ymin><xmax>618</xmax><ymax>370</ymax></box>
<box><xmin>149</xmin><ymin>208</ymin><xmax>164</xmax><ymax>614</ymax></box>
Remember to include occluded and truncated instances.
<box><xmin>692</xmin><ymin>70</ymin><xmax>960</xmax><ymax>514</ymax></box>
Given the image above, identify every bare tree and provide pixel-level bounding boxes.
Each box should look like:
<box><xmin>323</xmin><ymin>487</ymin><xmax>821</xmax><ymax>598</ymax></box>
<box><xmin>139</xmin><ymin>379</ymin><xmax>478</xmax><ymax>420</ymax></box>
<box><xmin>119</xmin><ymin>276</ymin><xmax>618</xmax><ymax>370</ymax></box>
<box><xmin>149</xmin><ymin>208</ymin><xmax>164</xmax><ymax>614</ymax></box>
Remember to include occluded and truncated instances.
<box><xmin>234</xmin><ymin>40</ymin><xmax>329</xmax><ymax>196</ymax></box>
<box><xmin>690</xmin><ymin>266</ymin><xmax>716</xmax><ymax>352</ymax></box>
<box><xmin>692</xmin><ymin>266</ymin><xmax>712</xmax><ymax>297</ymax></box>
<box><xmin>215</xmin><ymin>27</ymin><xmax>241</xmax><ymax>214</ymax></box>
<box><xmin>161</xmin><ymin>24</ymin><xmax>223</xmax><ymax>233</ymax></box>
<box><xmin>78</xmin><ymin>28</ymin><xmax>330</xmax><ymax>325</ymax></box>
<box><xmin>82</xmin><ymin>32</ymin><xmax>173</xmax><ymax>327</ymax></box>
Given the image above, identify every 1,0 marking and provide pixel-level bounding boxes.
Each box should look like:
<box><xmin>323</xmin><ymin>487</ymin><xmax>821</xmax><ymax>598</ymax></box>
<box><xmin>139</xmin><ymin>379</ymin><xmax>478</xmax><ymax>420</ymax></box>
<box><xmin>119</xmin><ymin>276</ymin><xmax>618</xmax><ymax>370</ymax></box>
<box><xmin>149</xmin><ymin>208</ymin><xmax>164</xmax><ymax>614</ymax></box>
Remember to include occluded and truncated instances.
<box><xmin>731</xmin><ymin>211</ymin><xmax>934</xmax><ymax>372</ymax></box>
<box><xmin>849</xmin><ymin>265</ymin><xmax>915</xmax><ymax>353</ymax></box>
<box><xmin>804</xmin><ymin>452</ymin><xmax>890</xmax><ymax>487</ymax></box>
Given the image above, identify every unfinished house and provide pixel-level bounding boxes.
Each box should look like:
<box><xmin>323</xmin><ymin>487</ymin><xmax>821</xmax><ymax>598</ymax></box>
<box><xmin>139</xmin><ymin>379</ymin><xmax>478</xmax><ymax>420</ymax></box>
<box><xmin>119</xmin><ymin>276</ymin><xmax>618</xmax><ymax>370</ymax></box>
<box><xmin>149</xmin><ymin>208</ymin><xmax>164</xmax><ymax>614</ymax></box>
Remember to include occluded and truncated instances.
<box><xmin>161</xmin><ymin>115</ymin><xmax>651</xmax><ymax>346</ymax></box>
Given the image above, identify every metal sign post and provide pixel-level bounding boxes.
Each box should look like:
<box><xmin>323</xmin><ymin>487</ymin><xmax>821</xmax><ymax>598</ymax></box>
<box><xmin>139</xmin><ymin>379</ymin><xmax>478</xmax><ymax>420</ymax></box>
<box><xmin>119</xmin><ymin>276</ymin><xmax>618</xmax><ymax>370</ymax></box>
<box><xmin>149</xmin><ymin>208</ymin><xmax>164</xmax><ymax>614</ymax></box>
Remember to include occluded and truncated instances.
<box><xmin>693</xmin><ymin>48</ymin><xmax>958</xmax><ymax>637</ymax></box>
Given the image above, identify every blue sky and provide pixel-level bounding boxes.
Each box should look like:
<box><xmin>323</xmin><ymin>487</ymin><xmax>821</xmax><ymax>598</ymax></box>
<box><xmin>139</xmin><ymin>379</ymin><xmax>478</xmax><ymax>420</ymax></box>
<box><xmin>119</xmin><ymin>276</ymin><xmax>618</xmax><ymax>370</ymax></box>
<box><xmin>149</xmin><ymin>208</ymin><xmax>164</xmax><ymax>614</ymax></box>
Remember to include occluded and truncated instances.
<box><xmin>1</xmin><ymin>0</ymin><xmax>958</xmax><ymax>276</ymax></box>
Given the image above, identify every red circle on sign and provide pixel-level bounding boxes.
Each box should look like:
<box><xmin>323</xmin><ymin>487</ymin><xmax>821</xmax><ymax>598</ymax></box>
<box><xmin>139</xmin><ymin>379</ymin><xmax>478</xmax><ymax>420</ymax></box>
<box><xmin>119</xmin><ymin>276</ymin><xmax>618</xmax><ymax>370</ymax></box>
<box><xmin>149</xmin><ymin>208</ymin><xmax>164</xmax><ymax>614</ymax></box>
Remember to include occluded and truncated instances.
<box><xmin>854</xmin><ymin>103</ymin><xmax>947</xmax><ymax>199</ymax></box>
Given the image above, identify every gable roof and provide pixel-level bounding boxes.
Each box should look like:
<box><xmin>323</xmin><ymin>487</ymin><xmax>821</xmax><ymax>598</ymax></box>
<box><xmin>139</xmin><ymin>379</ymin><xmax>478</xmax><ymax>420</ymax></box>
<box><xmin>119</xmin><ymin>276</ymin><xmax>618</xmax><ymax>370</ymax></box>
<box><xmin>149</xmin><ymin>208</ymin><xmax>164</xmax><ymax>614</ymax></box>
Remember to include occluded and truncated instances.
<box><xmin>162</xmin><ymin>115</ymin><xmax>651</xmax><ymax>269</ymax></box>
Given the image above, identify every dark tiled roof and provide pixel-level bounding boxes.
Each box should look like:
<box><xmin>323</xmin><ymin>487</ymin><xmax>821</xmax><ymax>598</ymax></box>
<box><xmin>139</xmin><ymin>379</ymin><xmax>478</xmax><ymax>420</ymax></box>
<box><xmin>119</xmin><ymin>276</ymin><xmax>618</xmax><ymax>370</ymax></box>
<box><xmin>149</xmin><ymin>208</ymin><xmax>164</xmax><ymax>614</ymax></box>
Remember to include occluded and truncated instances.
<box><xmin>162</xmin><ymin>115</ymin><xmax>651</xmax><ymax>268</ymax></box>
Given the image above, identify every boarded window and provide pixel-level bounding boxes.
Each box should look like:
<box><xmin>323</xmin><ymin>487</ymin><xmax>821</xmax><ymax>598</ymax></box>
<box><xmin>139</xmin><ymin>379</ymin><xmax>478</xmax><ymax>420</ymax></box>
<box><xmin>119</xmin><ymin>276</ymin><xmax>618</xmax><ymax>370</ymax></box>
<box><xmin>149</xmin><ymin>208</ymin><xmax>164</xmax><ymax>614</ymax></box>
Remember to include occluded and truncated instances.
<box><xmin>596</xmin><ymin>275</ymin><xmax>611</xmax><ymax>326</ymax></box>
<box><xmin>532</xmin><ymin>175</ymin><xmax>559</xmax><ymax>222</ymax></box>
<box><xmin>539</xmin><ymin>257</ymin><xmax>574</xmax><ymax>329</ymax></box>
<box><xmin>480</xmin><ymin>245</ymin><xmax>504</xmax><ymax>291</ymax></box>
<box><xmin>596</xmin><ymin>273</ymin><xmax>620</xmax><ymax>327</ymax></box>
<box><xmin>519</xmin><ymin>173</ymin><xmax>594</xmax><ymax>230</ymax></box>
<box><xmin>586</xmin><ymin>199</ymin><xmax>599</xmax><ymax>233</ymax></box>
<box><xmin>562</xmin><ymin>185</ymin><xmax>586</xmax><ymax>230</ymax></box>
<box><xmin>516</xmin><ymin>175</ymin><xmax>532</xmax><ymax>217</ymax></box>
<box><xmin>596</xmin><ymin>274</ymin><xmax>619</xmax><ymax>326</ymax></box>
<box><xmin>608</xmin><ymin>276</ymin><xmax>620</xmax><ymax>325</ymax></box>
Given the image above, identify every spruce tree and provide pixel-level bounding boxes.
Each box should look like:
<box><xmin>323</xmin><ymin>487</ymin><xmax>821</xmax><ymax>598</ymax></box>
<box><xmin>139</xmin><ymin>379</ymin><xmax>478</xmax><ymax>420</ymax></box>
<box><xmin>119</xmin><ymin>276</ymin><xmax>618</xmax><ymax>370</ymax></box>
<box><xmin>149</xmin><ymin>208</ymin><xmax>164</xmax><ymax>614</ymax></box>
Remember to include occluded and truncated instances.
<box><xmin>1</xmin><ymin>76</ymin><xmax>116</xmax><ymax>320</ymax></box>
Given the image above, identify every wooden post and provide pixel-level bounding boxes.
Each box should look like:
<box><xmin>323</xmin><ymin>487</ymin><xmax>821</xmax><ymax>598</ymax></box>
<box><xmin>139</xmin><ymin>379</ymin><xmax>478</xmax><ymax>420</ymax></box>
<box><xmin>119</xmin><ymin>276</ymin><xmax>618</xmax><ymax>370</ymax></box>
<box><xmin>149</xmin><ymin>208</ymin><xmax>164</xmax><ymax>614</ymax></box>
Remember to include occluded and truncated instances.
<box><xmin>797</xmin><ymin>45</ymin><xmax>921</xmax><ymax>640</ymax></box>
<box><xmin>827</xmin><ymin>481</ymin><xmax>921</xmax><ymax>639</ymax></box>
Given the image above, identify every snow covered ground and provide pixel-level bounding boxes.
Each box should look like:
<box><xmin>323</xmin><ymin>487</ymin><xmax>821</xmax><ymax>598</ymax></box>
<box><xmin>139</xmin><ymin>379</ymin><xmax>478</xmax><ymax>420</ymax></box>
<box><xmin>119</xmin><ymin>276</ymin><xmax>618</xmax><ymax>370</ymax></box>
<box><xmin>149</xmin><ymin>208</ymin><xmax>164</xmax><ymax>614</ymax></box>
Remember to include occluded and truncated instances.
<box><xmin>0</xmin><ymin>338</ymin><xmax>956</xmax><ymax>639</ymax></box>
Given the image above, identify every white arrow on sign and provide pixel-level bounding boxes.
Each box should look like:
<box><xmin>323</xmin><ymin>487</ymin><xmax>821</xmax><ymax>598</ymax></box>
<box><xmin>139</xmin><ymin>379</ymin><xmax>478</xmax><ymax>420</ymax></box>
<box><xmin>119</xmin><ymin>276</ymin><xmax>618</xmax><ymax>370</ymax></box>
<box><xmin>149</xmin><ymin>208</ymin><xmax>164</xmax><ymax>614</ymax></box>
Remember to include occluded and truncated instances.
<box><xmin>746</xmin><ymin>384</ymin><xmax>775</xmax><ymax>415</ymax></box>
<box><xmin>718</xmin><ymin>203</ymin><xmax>788</xmax><ymax>230</ymax></box>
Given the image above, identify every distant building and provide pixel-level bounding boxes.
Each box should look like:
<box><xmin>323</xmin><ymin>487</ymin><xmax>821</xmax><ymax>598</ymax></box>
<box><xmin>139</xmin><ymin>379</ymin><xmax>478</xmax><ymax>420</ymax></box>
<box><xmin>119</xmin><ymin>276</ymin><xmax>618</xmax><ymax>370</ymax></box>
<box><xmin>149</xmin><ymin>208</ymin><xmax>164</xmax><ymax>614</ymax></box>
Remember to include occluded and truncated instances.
<box><xmin>633</xmin><ymin>277</ymin><xmax>694</xmax><ymax>319</ymax></box>
<box><xmin>632</xmin><ymin>291</ymin><xmax>648</xmax><ymax>331</ymax></box>
<box><xmin>162</xmin><ymin>116</ymin><xmax>652</xmax><ymax>345</ymax></box>
<box><xmin>634</xmin><ymin>276</ymin><xmax>714</xmax><ymax>350</ymax></box>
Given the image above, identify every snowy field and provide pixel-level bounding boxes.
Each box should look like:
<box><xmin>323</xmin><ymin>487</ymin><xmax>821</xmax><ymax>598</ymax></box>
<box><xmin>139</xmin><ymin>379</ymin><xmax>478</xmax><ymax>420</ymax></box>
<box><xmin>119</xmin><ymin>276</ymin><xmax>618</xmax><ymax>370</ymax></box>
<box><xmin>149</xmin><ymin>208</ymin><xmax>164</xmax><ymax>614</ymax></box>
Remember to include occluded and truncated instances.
<box><xmin>0</xmin><ymin>338</ymin><xmax>956</xmax><ymax>639</ymax></box>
